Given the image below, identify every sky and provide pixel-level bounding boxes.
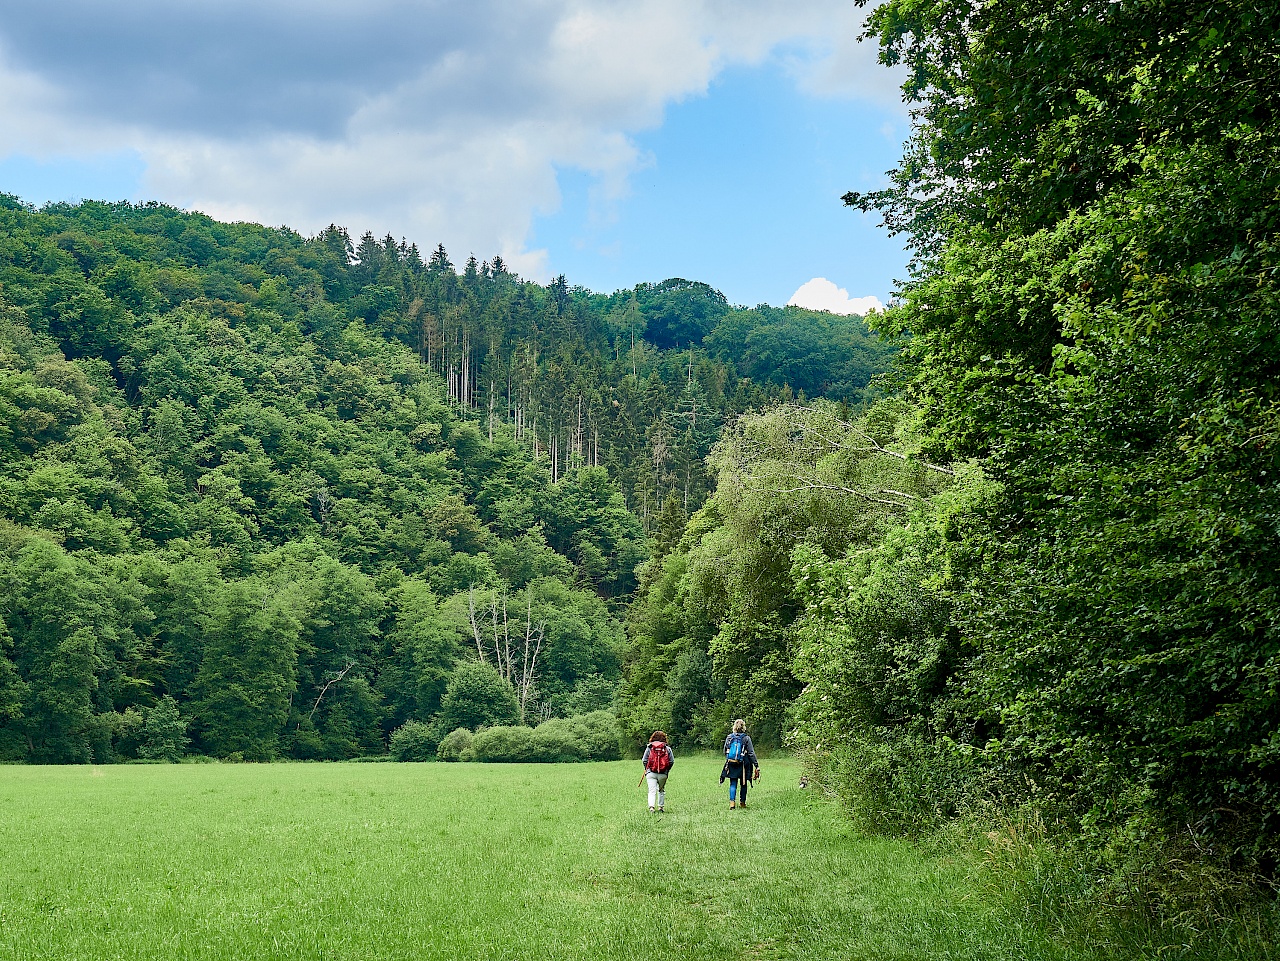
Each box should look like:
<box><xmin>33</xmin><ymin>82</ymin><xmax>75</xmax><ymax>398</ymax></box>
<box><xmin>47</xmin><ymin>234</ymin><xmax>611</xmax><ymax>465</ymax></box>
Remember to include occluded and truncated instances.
<box><xmin>0</xmin><ymin>1</ymin><xmax>909</xmax><ymax>310</ymax></box>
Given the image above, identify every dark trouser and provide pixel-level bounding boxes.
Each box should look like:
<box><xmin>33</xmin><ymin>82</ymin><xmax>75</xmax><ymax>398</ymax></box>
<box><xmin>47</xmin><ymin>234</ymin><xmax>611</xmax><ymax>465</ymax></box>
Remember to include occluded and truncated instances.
<box><xmin>727</xmin><ymin>762</ymin><xmax>750</xmax><ymax>803</ymax></box>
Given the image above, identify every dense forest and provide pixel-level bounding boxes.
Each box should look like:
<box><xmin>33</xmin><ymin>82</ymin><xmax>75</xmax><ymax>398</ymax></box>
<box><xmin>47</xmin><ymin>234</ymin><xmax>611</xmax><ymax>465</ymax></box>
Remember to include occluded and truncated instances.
<box><xmin>613</xmin><ymin>0</ymin><xmax>1280</xmax><ymax>937</ymax></box>
<box><xmin>0</xmin><ymin>192</ymin><xmax>891</xmax><ymax>765</ymax></box>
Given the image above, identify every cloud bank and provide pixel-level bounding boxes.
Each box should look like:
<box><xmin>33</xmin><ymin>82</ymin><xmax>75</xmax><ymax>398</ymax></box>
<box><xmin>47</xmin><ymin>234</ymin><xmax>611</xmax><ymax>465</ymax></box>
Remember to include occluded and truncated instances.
<box><xmin>0</xmin><ymin>1</ymin><xmax>903</xmax><ymax>281</ymax></box>
<box><xmin>788</xmin><ymin>277</ymin><xmax>884</xmax><ymax>315</ymax></box>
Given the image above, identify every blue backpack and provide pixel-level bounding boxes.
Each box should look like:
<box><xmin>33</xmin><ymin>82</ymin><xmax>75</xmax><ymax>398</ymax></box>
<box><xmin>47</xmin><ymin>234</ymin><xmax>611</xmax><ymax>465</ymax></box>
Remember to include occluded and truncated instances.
<box><xmin>725</xmin><ymin>732</ymin><xmax>746</xmax><ymax>763</ymax></box>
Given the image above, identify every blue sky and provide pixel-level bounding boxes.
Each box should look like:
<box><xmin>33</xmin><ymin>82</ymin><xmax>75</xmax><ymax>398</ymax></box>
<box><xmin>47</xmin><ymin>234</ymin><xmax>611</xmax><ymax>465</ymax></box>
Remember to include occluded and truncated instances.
<box><xmin>532</xmin><ymin>62</ymin><xmax>908</xmax><ymax>307</ymax></box>
<box><xmin>0</xmin><ymin>2</ymin><xmax>908</xmax><ymax>309</ymax></box>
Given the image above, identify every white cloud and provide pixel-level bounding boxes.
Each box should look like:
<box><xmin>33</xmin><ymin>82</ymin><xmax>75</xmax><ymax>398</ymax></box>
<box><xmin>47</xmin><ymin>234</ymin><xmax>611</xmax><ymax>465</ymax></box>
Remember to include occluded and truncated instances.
<box><xmin>788</xmin><ymin>277</ymin><xmax>883</xmax><ymax>315</ymax></box>
<box><xmin>787</xmin><ymin>5</ymin><xmax>908</xmax><ymax>110</ymax></box>
<box><xmin>0</xmin><ymin>1</ymin><xmax>901</xmax><ymax>281</ymax></box>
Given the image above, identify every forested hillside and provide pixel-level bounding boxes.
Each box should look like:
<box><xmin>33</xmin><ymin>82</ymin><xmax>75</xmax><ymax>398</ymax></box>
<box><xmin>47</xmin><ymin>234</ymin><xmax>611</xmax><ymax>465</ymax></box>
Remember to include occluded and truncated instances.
<box><xmin>0</xmin><ymin>194</ymin><xmax>891</xmax><ymax>764</ymax></box>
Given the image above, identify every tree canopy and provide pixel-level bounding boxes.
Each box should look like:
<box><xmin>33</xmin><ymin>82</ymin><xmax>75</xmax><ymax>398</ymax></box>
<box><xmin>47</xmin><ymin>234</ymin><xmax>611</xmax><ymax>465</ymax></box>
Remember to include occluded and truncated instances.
<box><xmin>0</xmin><ymin>194</ymin><xmax>894</xmax><ymax>764</ymax></box>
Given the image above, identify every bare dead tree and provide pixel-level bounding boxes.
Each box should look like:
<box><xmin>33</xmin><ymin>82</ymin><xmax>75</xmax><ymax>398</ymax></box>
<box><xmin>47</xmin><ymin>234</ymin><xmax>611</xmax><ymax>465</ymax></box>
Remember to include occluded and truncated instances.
<box><xmin>467</xmin><ymin>586</ymin><xmax>547</xmax><ymax>723</ymax></box>
<box><xmin>516</xmin><ymin>593</ymin><xmax>545</xmax><ymax>723</ymax></box>
<box><xmin>307</xmin><ymin>661</ymin><xmax>356</xmax><ymax>725</ymax></box>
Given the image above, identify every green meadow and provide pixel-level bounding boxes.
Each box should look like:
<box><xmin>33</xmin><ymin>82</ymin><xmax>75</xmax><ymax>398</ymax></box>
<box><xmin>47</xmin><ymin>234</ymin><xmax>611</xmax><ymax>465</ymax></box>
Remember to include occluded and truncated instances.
<box><xmin>2</xmin><ymin>757</ymin><xmax>1078</xmax><ymax>961</ymax></box>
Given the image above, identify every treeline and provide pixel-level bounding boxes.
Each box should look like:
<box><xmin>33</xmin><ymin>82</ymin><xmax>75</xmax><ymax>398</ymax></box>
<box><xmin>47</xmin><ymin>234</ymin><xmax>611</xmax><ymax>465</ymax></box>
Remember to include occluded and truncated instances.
<box><xmin>620</xmin><ymin>0</ymin><xmax>1280</xmax><ymax>942</ymax></box>
<box><xmin>0</xmin><ymin>192</ymin><xmax>893</xmax><ymax>764</ymax></box>
<box><xmin>0</xmin><ymin>195</ymin><xmax>892</xmax><ymax>521</ymax></box>
<box><xmin>0</xmin><ymin>296</ymin><xmax>635</xmax><ymax>763</ymax></box>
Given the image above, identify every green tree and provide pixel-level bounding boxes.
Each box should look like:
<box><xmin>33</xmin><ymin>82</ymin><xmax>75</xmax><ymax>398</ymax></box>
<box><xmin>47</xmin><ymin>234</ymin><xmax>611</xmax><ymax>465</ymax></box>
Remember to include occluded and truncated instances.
<box><xmin>1</xmin><ymin>539</ymin><xmax>105</xmax><ymax>763</ymax></box>
<box><xmin>438</xmin><ymin>660</ymin><xmax>519</xmax><ymax>732</ymax></box>
<box><xmin>543</xmin><ymin>467</ymin><xmax>647</xmax><ymax>597</ymax></box>
<box><xmin>138</xmin><ymin>695</ymin><xmax>188</xmax><ymax>762</ymax></box>
<box><xmin>192</xmin><ymin>581</ymin><xmax>301</xmax><ymax>760</ymax></box>
<box><xmin>637</xmin><ymin>279</ymin><xmax>729</xmax><ymax>350</ymax></box>
<box><xmin>849</xmin><ymin>0</ymin><xmax>1280</xmax><ymax>867</ymax></box>
<box><xmin>379</xmin><ymin>578</ymin><xmax>459</xmax><ymax>728</ymax></box>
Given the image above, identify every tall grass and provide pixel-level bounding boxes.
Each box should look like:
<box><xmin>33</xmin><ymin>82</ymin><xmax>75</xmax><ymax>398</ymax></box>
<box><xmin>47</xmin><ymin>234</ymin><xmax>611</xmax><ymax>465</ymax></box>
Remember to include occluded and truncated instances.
<box><xmin>2</xmin><ymin>757</ymin><xmax>1074</xmax><ymax>961</ymax></box>
<box><xmin>946</xmin><ymin>805</ymin><xmax>1280</xmax><ymax>961</ymax></box>
<box><xmin>802</xmin><ymin>743</ymin><xmax>1280</xmax><ymax>960</ymax></box>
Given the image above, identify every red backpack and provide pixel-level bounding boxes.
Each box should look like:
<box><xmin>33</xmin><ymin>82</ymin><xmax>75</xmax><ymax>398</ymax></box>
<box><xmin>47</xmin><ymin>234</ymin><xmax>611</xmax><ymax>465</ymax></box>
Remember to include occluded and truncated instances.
<box><xmin>646</xmin><ymin>742</ymin><xmax>672</xmax><ymax>774</ymax></box>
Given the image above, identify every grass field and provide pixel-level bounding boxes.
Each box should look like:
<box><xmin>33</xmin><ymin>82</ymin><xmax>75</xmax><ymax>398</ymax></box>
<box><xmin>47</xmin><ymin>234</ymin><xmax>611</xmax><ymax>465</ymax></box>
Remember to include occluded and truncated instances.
<box><xmin>1</xmin><ymin>757</ymin><xmax>1093</xmax><ymax>961</ymax></box>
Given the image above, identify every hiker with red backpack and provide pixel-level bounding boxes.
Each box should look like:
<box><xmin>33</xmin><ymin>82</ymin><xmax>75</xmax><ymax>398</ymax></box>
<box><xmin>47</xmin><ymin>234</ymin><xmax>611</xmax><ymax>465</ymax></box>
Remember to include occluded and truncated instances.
<box><xmin>719</xmin><ymin>718</ymin><xmax>759</xmax><ymax>809</ymax></box>
<box><xmin>640</xmin><ymin>731</ymin><xmax>674</xmax><ymax>812</ymax></box>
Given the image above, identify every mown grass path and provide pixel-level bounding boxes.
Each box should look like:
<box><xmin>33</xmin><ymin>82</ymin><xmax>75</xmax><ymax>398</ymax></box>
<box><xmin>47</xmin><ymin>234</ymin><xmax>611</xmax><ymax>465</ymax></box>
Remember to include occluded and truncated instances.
<box><xmin>0</xmin><ymin>757</ymin><xmax>1070</xmax><ymax>961</ymax></box>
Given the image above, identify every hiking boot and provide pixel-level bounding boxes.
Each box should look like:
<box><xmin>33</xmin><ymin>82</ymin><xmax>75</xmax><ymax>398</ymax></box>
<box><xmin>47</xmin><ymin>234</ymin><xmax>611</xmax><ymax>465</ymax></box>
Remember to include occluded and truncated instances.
<box><xmin>649</xmin><ymin>806</ymin><xmax>655</xmax><ymax>813</ymax></box>
<box><xmin>739</xmin><ymin>801</ymin><xmax>748</xmax><ymax>809</ymax></box>
<box><xmin>729</xmin><ymin>801</ymin><xmax>736</xmax><ymax>809</ymax></box>
<box><xmin>658</xmin><ymin>806</ymin><xmax>664</xmax><ymax>812</ymax></box>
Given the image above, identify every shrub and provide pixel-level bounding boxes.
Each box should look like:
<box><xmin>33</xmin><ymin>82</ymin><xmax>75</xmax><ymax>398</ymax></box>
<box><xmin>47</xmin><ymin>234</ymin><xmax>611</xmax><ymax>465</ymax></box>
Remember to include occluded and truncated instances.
<box><xmin>388</xmin><ymin>719</ymin><xmax>440</xmax><ymax>761</ymax></box>
<box><xmin>436</xmin><ymin>727</ymin><xmax>474</xmax><ymax>762</ymax></box>
<box><xmin>565</xmin><ymin>710</ymin><xmax>623</xmax><ymax>761</ymax></box>
<box><xmin>530</xmin><ymin>711</ymin><xmax>622</xmax><ymax>762</ymax></box>
<box><xmin>470</xmin><ymin>725</ymin><xmax>537</xmax><ymax>763</ymax></box>
<box><xmin>444</xmin><ymin>712</ymin><xmax>624</xmax><ymax>763</ymax></box>
<box><xmin>530</xmin><ymin>719</ymin><xmax>579</xmax><ymax>762</ymax></box>
<box><xmin>438</xmin><ymin>661</ymin><xmax>519</xmax><ymax>732</ymax></box>
<box><xmin>804</xmin><ymin>731</ymin><xmax>983</xmax><ymax>837</ymax></box>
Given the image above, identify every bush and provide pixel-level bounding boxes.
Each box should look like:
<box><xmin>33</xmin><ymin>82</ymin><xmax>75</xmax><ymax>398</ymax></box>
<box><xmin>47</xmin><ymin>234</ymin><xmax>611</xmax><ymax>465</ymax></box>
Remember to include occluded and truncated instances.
<box><xmin>529</xmin><ymin>721</ymin><xmax>578</xmax><ymax>762</ymax></box>
<box><xmin>389</xmin><ymin>719</ymin><xmax>440</xmax><ymax>761</ymax></box>
<box><xmin>470</xmin><ymin>725</ymin><xmax>538</xmax><ymax>763</ymax></box>
<box><xmin>436</xmin><ymin>727</ymin><xmax>474</xmax><ymax>761</ymax></box>
<box><xmin>438</xmin><ymin>661</ymin><xmax>519</xmax><ymax>732</ymax></box>
<box><xmin>568</xmin><ymin>710</ymin><xmax>623</xmax><ymax>761</ymax></box>
<box><xmin>529</xmin><ymin>711</ymin><xmax>622</xmax><ymax>762</ymax></box>
<box><xmin>446</xmin><ymin>712</ymin><xmax>624</xmax><ymax>763</ymax></box>
<box><xmin>804</xmin><ymin>731</ymin><xmax>983</xmax><ymax>837</ymax></box>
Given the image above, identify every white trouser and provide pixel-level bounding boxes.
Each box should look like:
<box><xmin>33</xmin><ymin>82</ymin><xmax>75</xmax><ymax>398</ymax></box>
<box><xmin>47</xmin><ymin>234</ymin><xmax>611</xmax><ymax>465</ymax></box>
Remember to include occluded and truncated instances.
<box><xmin>646</xmin><ymin>771</ymin><xmax>668</xmax><ymax>808</ymax></box>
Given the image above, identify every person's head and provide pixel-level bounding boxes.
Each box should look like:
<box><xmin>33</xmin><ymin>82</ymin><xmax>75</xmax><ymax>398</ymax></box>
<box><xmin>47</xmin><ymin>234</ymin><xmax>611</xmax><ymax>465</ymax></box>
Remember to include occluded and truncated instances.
<box><xmin>732</xmin><ymin>718</ymin><xmax>746</xmax><ymax>733</ymax></box>
<box><xmin>650</xmin><ymin>731</ymin><xmax>667</xmax><ymax>743</ymax></box>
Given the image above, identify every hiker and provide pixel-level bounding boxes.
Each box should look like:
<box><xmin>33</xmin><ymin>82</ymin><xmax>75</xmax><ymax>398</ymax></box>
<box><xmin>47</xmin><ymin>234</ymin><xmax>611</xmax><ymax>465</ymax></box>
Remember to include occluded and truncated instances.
<box><xmin>641</xmin><ymin>731</ymin><xmax>674</xmax><ymax>813</ymax></box>
<box><xmin>720</xmin><ymin>718</ymin><xmax>759</xmax><ymax>809</ymax></box>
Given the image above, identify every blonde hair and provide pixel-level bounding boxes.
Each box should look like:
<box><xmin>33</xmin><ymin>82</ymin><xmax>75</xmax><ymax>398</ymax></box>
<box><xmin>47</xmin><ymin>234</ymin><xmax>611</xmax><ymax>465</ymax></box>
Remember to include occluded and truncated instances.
<box><xmin>732</xmin><ymin>718</ymin><xmax>746</xmax><ymax>733</ymax></box>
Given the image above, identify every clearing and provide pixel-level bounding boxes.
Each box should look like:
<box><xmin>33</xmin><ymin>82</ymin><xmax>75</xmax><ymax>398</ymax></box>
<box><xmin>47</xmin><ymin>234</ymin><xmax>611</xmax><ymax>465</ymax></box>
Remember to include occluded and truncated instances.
<box><xmin>0</xmin><ymin>756</ymin><xmax>1069</xmax><ymax>961</ymax></box>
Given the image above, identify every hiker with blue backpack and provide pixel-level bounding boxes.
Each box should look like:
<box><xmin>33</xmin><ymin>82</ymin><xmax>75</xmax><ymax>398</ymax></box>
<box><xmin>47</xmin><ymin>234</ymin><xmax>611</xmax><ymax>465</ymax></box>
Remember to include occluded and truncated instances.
<box><xmin>720</xmin><ymin>718</ymin><xmax>759</xmax><ymax>809</ymax></box>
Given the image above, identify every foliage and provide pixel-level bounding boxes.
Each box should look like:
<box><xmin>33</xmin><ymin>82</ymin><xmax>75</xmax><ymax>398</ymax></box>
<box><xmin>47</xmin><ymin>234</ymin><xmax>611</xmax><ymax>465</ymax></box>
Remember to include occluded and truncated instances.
<box><xmin>615</xmin><ymin>690</ymin><xmax>674</xmax><ymax>755</ymax></box>
<box><xmin>191</xmin><ymin>579</ymin><xmax>301</xmax><ymax>761</ymax></box>
<box><xmin>705</xmin><ymin>304</ymin><xmax>896</xmax><ymax>402</ymax></box>
<box><xmin>0</xmin><ymin>197</ymin><xmax>896</xmax><ymax>766</ymax></box>
<box><xmin>469</xmin><ymin>724</ymin><xmax>539</xmax><ymax>762</ymax></box>
<box><xmin>388</xmin><ymin>719</ymin><xmax>441</xmax><ymax>762</ymax></box>
<box><xmin>831</xmin><ymin>0</ymin><xmax>1280</xmax><ymax>899</ymax></box>
<box><xmin>435</xmin><ymin>726</ymin><xmax>474</xmax><ymax>761</ymax></box>
<box><xmin>529</xmin><ymin>711</ymin><xmax>622</xmax><ymax>762</ymax></box>
<box><xmin>560</xmin><ymin>673</ymin><xmax>617</xmax><ymax>717</ymax></box>
<box><xmin>620</xmin><ymin>398</ymin><xmax>954</xmax><ymax>746</ymax></box>
<box><xmin>788</xmin><ymin>466</ymin><xmax>996</xmax><ymax>822</ymax></box>
<box><xmin>137</xmin><ymin>696</ymin><xmax>188</xmax><ymax>762</ymax></box>
<box><xmin>437</xmin><ymin>660</ymin><xmax>520</xmax><ymax>733</ymax></box>
<box><xmin>635</xmin><ymin>278</ymin><xmax>729</xmax><ymax>350</ymax></box>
